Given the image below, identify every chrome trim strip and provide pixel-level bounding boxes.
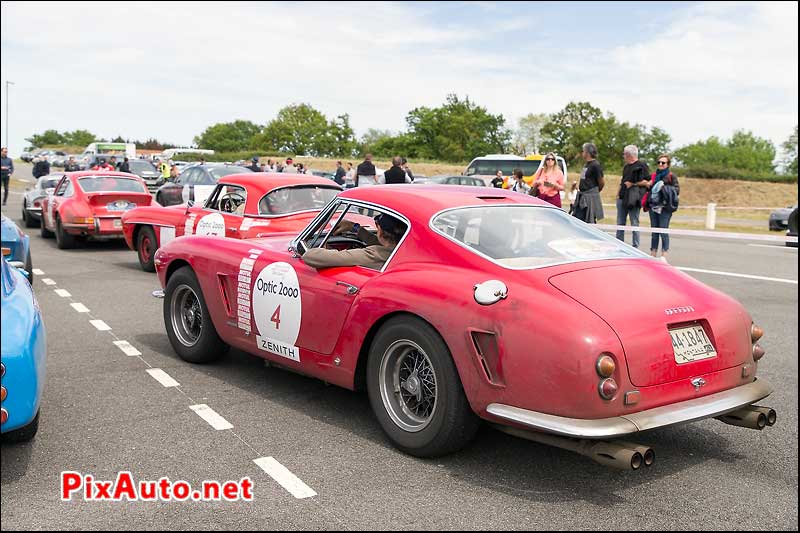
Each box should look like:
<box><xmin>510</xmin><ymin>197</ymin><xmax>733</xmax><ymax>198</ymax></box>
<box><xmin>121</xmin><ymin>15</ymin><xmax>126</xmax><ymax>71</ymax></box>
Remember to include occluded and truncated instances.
<box><xmin>121</xmin><ymin>221</ymin><xmax>173</xmax><ymax>228</ymax></box>
<box><xmin>486</xmin><ymin>379</ymin><xmax>773</xmax><ymax>439</ymax></box>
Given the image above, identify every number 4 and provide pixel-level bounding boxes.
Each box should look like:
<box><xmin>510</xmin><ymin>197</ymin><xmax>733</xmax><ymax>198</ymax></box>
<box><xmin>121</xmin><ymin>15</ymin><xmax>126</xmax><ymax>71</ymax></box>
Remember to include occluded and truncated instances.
<box><xmin>271</xmin><ymin>305</ymin><xmax>281</xmax><ymax>330</ymax></box>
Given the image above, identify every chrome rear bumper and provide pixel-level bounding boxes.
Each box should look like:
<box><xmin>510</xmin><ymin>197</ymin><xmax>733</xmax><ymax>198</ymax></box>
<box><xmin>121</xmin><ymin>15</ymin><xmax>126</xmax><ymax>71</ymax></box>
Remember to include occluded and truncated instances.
<box><xmin>486</xmin><ymin>379</ymin><xmax>773</xmax><ymax>439</ymax></box>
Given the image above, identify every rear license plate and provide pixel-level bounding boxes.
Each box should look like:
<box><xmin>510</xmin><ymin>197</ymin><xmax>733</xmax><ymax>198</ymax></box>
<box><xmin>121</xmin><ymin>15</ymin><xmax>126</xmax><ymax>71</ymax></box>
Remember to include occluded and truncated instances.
<box><xmin>113</xmin><ymin>219</ymin><xmax>122</xmax><ymax>228</ymax></box>
<box><xmin>670</xmin><ymin>324</ymin><xmax>717</xmax><ymax>363</ymax></box>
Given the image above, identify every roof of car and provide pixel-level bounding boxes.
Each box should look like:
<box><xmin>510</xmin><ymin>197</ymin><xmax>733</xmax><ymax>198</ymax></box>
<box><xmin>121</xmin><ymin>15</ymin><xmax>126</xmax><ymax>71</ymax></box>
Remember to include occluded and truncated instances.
<box><xmin>219</xmin><ymin>172</ymin><xmax>342</xmax><ymax>193</ymax></box>
<box><xmin>65</xmin><ymin>171</ymin><xmax>143</xmax><ymax>179</ymax></box>
<box><xmin>339</xmin><ymin>184</ymin><xmax>551</xmax><ymax>221</ymax></box>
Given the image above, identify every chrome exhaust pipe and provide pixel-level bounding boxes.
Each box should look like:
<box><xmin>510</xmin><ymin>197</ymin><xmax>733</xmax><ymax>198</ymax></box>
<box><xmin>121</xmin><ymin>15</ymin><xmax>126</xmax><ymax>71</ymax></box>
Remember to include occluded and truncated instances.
<box><xmin>744</xmin><ymin>405</ymin><xmax>777</xmax><ymax>426</ymax></box>
<box><xmin>495</xmin><ymin>426</ymin><xmax>653</xmax><ymax>471</ymax></box>
<box><xmin>615</xmin><ymin>441</ymin><xmax>656</xmax><ymax>467</ymax></box>
<box><xmin>716</xmin><ymin>407</ymin><xmax>767</xmax><ymax>430</ymax></box>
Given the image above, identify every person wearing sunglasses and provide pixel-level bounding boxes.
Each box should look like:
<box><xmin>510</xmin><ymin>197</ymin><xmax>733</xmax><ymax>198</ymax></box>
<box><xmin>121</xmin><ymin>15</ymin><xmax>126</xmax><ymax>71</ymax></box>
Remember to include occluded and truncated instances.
<box><xmin>644</xmin><ymin>154</ymin><xmax>680</xmax><ymax>261</ymax></box>
<box><xmin>302</xmin><ymin>213</ymin><xmax>407</xmax><ymax>270</ymax></box>
<box><xmin>530</xmin><ymin>153</ymin><xmax>565</xmax><ymax>207</ymax></box>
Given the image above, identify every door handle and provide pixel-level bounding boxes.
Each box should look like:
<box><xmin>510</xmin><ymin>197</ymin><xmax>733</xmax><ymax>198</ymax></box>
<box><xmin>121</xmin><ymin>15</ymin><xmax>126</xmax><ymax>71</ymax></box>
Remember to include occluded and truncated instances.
<box><xmin>336</xmin><ymin>281</ymin><xmax>359</xmax><ymax>295</ymax></box>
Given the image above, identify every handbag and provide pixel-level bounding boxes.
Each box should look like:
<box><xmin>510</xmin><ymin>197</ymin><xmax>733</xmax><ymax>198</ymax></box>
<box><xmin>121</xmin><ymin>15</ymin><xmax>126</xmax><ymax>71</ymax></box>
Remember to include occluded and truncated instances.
<box><xmin>625</xmin><ymin>184</ymin><xmax>643</xmax><ymax>209</ymax></box>
<box><xmin>529</xmin><ymin>183</ymin><xmax>540</xmax><ymax>198</ymax></box>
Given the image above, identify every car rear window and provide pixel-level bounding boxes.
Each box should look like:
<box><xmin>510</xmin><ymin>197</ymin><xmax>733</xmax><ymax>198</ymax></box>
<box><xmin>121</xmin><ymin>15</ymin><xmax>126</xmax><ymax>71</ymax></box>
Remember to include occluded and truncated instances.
<box><xmin>78</xmin><ymin>177</ymin><xmax>147</xmax><ymax>193</ymax></box>
<box><xmin>431</xmin><ymin>205</ymin><xmax>647</xmax><ymax>269</ymax></box>
<box><xmin>259</xmin><ymin>186</ymin><xmax>340</xmax><ymax>215</ymax></box>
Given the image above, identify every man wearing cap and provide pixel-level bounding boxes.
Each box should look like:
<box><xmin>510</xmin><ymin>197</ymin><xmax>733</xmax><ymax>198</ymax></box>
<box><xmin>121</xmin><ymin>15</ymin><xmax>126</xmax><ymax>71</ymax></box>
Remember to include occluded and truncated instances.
<box><xmin>247</xmin><ymin>156</ymin><xmax>262</xmax><ymax>172</ymax></box>
<box><xmin>282</xmin><ymin>157</ymin><xmax>298</xmax><ymax>174</ymax></box>
<box><xmin>302</xmin><ymin>213</ymin><xmax>406</xmax><ymax>270</ymax></box>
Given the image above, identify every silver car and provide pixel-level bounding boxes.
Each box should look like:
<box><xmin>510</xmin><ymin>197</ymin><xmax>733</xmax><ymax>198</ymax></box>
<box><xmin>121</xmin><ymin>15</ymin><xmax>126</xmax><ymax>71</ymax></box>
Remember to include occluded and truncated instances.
<box><xmin>22</xmin><ymin>174</ymin><xmax>64</xmax><ymax>228</ymax></box>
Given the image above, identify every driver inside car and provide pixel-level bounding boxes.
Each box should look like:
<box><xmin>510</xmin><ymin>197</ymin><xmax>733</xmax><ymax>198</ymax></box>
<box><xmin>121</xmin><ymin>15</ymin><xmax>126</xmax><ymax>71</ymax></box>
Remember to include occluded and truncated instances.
<box><xmin>302</xmin><ymin>213</ymin><xmax>407</xmax><ymax>270</ymax></box>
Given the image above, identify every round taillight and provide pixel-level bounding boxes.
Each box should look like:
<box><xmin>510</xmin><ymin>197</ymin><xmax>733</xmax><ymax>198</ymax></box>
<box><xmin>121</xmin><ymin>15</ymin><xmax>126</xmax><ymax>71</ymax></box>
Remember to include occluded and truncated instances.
<box><xmin>1</xmin><ymin>408</ymin><xmax>7</xmax><ymax>425</ymax></box>
<box><xmin>752</xmin><ymin>344</ymin><xmax>765</xmax><ymax>361</ymax></box>
<box><xmin>598</xmin><ymin>378</ymin><xmax>618</xmax><ymax>400</ymax></box>
<box><xmin>596</xmin><ymin>354</ymin><xmax>616</xmax><ymax>378</ymax></box>
<box><xmin>33</xmin><ymin>200</ymin><xmax>41</xmax><ymax>207</ymax></box>
<box><xmin>0</xmin><ymin>362</ymin><xmax>4</xmax><ymax>377</ymax></box>
<box><xmin>751</xmin><ymin>324</ymin><xmax>764</xmax><ymax>343</ymax></box>
<box><xmin>0</xmin><ymin>386</ymin><xmax>5</xmax><ymax>402</ymax></box>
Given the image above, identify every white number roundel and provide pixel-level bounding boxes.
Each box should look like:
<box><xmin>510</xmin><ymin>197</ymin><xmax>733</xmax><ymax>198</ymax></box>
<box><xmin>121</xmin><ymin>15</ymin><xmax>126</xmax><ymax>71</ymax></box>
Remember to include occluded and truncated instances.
<box><xmin>252</xmin><ymin>262</ymin><xmax>302</xmax><ymax>345</ymax></box>
<box><xmin>195</xmin><ymin>213</ymin><xmax>226</xmax><ymax>236</ymax></box>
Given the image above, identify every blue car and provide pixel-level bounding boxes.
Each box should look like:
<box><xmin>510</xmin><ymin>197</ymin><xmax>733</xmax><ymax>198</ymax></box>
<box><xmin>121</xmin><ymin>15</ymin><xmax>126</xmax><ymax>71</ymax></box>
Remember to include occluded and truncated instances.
<box><xmin>1</xmin><ymin>257</ymin><xmax>47</xmax><ymax>441</ymax></box>
<box><xmin>1</xmin><ymin>214</ymin><xmax>33</xmax><ymax>284</ymax></box>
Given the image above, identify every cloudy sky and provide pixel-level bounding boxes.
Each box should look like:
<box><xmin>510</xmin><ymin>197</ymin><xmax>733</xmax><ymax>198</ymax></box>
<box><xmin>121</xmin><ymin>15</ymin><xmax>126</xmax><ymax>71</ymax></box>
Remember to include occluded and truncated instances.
<box><xmin>1</xmin><ymin>1</ymin><xmax>797</xmax><ymax>159</ymax></box>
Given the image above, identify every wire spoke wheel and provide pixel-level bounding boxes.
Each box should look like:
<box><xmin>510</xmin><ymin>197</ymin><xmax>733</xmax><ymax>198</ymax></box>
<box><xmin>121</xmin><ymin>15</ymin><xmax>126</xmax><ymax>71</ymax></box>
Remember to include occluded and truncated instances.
<box><xmin>379</xmin><ymin>339</ymin><xmax>438</xmax><ymax>432</ymax></box>
<box><xmin>170</xmin><ymin>284</ymin><xmax>203</xmax><ymax>347</ymax></box>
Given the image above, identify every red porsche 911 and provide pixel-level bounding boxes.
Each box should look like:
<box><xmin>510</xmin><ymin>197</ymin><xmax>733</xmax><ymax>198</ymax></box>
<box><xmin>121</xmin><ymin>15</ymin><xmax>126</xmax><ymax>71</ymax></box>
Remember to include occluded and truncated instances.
<box><xmin>40</xmin><ymin>172</ymin><xmax>154</xmax><ymax>249</ymax></box>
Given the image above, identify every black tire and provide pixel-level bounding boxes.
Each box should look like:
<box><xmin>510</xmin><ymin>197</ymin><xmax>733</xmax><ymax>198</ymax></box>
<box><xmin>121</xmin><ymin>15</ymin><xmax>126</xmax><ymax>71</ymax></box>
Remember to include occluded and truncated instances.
<box><xmin>40</xmin><ymin>214</ymin><xmax>54</xmax><ymax>238</ymax></box>
<box><xmin>55</xmin><ymin>215</ymin><xmax>77</xmax><ymax>249</ymax></box>
<box><xmin>22</xmin><ymin>202</ymin><xmax>37</xmax><ymax>228</ymax></box>
<box><xmin>164</xmin><ymin>266</ymin><xmax>229</xmax><ymax>363</ymax></box>
<box><xmin>25</xmin><ymin>249</ymin><xmax>33</xmax><ymax>285</ymax></box>
<box><xmin>366</xmin><ymin>315</ymin><xmax>479</xmax><ymax>457</ymax></box>
<box><xmin>3</xmin><ymin>410</ymin><xmax>40</xmax><ymax>443</ymax></box>
<box><xmin>136</xmin><ymin>226</ymin><xmax>158</xmax><ymax>272</ymax></box>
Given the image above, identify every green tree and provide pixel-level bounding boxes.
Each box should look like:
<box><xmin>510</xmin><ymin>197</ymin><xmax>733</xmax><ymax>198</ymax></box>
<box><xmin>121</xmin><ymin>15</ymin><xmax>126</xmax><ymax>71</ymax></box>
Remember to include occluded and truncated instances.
<box><xmin>514</xmin><ymin>113</ymin><xmax>551</xmax><ymax>155</ymax></box>
<box><xmin>111</xmin><ymin>135</ymin><xmax>126</xmax><ymax>143</ymax></box>
<box><xmin>194</xmin><ymin>120</ymin><xmax>261</xmax><ymax>152</ymax></box>
<box><xmin>405</xmin><ymin>94</ymin><xmax>511</xmax><ymax>162</ymax></box>
<box><xmin>63</xmin><ymin>129</ymin><xmax>97</xmax><ymax>147</ymax></box>
<box><xmin>25</xmin><ymin>129</ymin><xmax>66</xmax><ymax>147</ymax></box>
<box><xmin>780</xmin><ymin>126</ymin><xmax>797</xmax><ymax>176</ymax></box>
<box><xmin>328</xmin><ymin>113</ymin><xmax>358</xmax><ymax>157</ymax></box>
<box><xmin>674</xmin><ymin>130</ymin><xmax>776</xmax><ymax>173</ymax></box>
<box><xmin>250</xmin><ymin>104</ymin><xmax>357</xmax><ymax>156</ymax></box>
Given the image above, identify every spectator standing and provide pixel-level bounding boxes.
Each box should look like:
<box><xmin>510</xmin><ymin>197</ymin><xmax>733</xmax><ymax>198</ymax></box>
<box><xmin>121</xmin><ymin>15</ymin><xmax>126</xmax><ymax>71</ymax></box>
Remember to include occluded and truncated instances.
<box><xmin>509</xmin><ymin>168</ymin><xmax>530</xmax><ymax>193</ymax></box>
<box><xmin>572</xmin><ymin>143</ymin><xmax>605</xmax><ymax>223</ymax></box>
<box><xmin>247</xmin><ymin>156</ymin><xmax>262</xmax><ymax>172</ymax></box>
<box><xmin>333</xmin><ymin>161</ymin><xmax>346</xmax><ymax>185</ymax></box>
<box><xmin>1</xmin><ymin>147</ymin><xmax>13</xmax><ymax>206</ymax></box>
<box><xmin>266</xmin><ymin>158</ymin><xmax>275</xmax><ymax>172</ymax></box>
<box><xmin>567</xmin><ymin>181</ymin><xmax>579</xmax><ymax>214</ymax></box>
<box><xmin>616</xmin><ymin>145</ymin><xmax>651</xmax><ymax>248</ymax></box>
<box><xmin>170</xmin><ymin>164</ymin><xmax>180</xmax><ymax>180</ymax></box>
<box><xmin>33</xmin><ymin>155</ymin><xmax>51</xmax><ymax>179</ymax></box>
<box><xmin>491</xmin><ymin>170</ymin><xmax>504</xmax><ymax>188</ymax></box>
<box><xmin>64</xmin><ymin>156</ymin><xmax>80</xmax><ymax>172</ymax></box>
<box><xmin>156</xmin><ymin>159</ymin><xmax>170</xmax><ymax>181</ymax></box>
<box><xmin>199</xmin><ymin>157</ymin><xmax>206</xmax><ymax>165</ymax></box>
<box><xmin>117</xmin><ymin>157</ymin><xmax>131</xmax><ymax>173</ymax></box>
<box><xmin>282</xmin><ymin>157</ymin><xmax>297</xmax><ymax>173</ymax></box>
<box><xmin>109</xmin><ymin>156</ymin><xmax>118</xmax><ymax>170</ymax></box>
<box><xmin>530</xmin><ymin>152</ymin><xmax>565</xmax><ymax>207</ymax></box>
<box><xmin>401</xmin><ymin>157</ymin><xmax>414</xmax><ymax>182</ymax></box>
<box><xmin>356</xmin><ymin>154</ymin><xmax>377</xmax><ymax>186</ymax></box>
<box><xmin>344</xmin><ymin>162</ymin><xmax>355</xmax><ymax>188</ymax></box>
<box><xmin>646</xmin><ymin>154</ymin><xmax>680</xmax><ymax>261</ymax></box>
<box><xmin>384</xmin><ymin>156</ymin><xmax>408</xmax><ymax>184</ymax></box>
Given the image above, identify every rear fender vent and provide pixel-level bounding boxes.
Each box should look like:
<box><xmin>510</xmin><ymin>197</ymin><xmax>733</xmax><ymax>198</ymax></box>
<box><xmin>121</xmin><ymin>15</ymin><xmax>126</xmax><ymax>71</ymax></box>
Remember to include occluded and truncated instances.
<box><xmin>469</xmin><ymin>329</ymin><xmax>505</xmax><ymax>387</ymax></box>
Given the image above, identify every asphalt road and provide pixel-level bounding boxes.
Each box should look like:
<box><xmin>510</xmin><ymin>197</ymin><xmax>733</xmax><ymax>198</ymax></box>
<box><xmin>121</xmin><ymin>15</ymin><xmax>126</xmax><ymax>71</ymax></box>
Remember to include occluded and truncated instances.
<box><xmin>1</xmin><ymin>174</ymin><xmax>797</xmax><ymax>530</ymax></box>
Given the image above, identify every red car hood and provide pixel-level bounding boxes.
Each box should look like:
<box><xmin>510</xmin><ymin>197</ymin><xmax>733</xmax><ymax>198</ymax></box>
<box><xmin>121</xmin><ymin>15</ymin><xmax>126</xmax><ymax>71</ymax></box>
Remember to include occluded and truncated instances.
<box><xmin>548</xmin><ymin>261</ymin><xmax>751</xmax><ymax>387</ymax></box>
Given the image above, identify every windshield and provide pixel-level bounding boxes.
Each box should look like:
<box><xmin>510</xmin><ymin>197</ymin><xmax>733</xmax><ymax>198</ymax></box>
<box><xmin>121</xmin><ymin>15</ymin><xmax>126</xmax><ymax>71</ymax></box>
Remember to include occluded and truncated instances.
<box><xmin>127</xmin><ymin>160</ymin><xmax>157</xmax><ymax>174</ymax></box>
<box><xmin>78</xmin><ymin>176</ymin><xmax>147</xmax><ymax>193</ymax></box>
<box><xmin>431</xmin><ymin>206</ymin><xmax>647</xmax><ymax>269</ymax></box>
<box><xmin>259</xmin><ymin>186</ymin><xmax>340</xmax><ymax>215</ymax></box>
<box><xmin>465</xmin><ymin>159</ymin><xmax>540</xmax><ymax>176</ymax></box>
<box><xmin>209</xmin><ymin>166</ymin><xmax>252</xmax><ymax>179</ymax></box>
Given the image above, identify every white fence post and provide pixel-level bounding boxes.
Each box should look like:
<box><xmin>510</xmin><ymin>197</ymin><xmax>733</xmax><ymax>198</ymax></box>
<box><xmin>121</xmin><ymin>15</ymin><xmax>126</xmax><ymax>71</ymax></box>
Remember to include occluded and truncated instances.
<box><xmin>705</xmin><ymin>203</ymin><xmax>717</xmax><ymax>230</ymax></box>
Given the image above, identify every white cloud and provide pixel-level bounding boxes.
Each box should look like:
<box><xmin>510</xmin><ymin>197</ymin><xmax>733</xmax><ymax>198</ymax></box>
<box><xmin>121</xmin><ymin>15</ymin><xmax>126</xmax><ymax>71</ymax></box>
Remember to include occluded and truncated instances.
<box><xmin>1</xmin><ymin>1</ymin><xmax>797</xmax><ymax>161</ymax></box>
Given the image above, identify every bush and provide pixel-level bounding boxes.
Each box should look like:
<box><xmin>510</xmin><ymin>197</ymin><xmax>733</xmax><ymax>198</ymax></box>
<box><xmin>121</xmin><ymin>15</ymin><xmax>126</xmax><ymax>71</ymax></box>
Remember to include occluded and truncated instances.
<box><xmin>674</xmin><ymin>165</ymin><xmax>796</xmax><ymax>183</ymax></box>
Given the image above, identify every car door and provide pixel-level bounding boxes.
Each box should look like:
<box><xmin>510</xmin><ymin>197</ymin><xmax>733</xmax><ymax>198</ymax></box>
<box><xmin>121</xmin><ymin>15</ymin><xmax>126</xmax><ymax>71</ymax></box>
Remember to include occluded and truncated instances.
<box><xmin>44</xmin><ymin>176</ymin><xmax>70</xmax><ymax>230</ymax></box>
<box><xmin>288</xmin><ymin>201</ymin><xmax>385</xmax><ymax>355</ymax></box>
<box><xmin>186</xmin><ymin>184</ymin><xmax>247</xmax><ymax>238</ymax></box>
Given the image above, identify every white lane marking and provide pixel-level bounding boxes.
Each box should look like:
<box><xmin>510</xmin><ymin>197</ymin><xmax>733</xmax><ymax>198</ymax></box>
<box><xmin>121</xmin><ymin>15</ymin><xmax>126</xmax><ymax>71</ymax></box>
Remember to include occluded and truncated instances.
<box><xmin>748</xmin><ymin>243</ymin><xmax>797</xmax><ymax>250</ymax></box>
<box><xmin>113</xmin><ymin>340</ymin><xmax>142</xmax><ymax>356</ymax></box>
<box><xmin>42</xmin><ymin>278</ymin><xmax>56</xmax><ymax>285</ymax></box>
<box><xmin>32</xmin><ymin>268</ymin><xmax>44</xmax><ymax>275</ymax></box>
<box><xmin>54</xmin><ymin>289</ymin><xmax>71</xmax><ymax>297</ymax></box>
<box><xmin>89</xmin><ymin>319</ymin><xmax>111</xmax><ymax>331</ymax></box>
<box><xmin>677</xmin><ymin>267</ymin><xmax>798</xmax><ymax>285</ymax></box>
<box><xmin>190</xmin><ymin>404</ymin><xmax>233</xmax><ymax>430</ymax></box>
<box><xmin>595</xmin><ymin>223</ymin><xmax>797</xmax><ymax>244</ymax></box>
<box><xmin>146</xmin><ymin>368</ymin><xmax>180</xmax><ymax>388</ymax></box>
<box><xmin>70</xmin><ymin>302</ymin><xmax>90</xmax><ymax>313</ymax></box>
<box><xmin>254</xmin><ymin>457</ymin><xmax>317</xmax><ymax>499</ymax></box>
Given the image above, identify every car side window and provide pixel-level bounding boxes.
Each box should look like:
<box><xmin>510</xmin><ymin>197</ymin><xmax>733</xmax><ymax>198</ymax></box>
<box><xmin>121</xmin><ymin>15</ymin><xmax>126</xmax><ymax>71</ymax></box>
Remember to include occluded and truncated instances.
<box><xmin>208</xmin><ymin>185</ymin><xmax>247</xmax><ymax>215</ymax></box>
<box><xmin>63</xmin><ymin>181</ymin><xmax>74</xmax><ymax>197</ymax></box>
<box><xmin>54</xmin><ymin>178</ymin><xmax>69</xmax><ymax>196</ymax></box>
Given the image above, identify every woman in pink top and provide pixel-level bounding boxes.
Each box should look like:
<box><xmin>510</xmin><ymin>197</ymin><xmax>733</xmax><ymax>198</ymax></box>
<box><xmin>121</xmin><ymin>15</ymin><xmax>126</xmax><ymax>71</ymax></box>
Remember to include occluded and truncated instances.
<box><xmin>530</xmin><ymin>153</ymin><xmax>565</xmax><ymax>207</ymax></box>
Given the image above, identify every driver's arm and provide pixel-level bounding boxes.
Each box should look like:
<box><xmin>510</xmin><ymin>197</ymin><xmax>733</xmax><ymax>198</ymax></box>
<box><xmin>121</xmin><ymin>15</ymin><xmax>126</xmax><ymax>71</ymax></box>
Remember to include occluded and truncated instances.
<box><xmin>302</xmin><ymin>247</ymin><xmax>372</xmax><ymax>269</ymax></box>
<box><xmin>334</xmin><ymin>219</ymin><xmax>380</xmax><ymax>246</ymax></box>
